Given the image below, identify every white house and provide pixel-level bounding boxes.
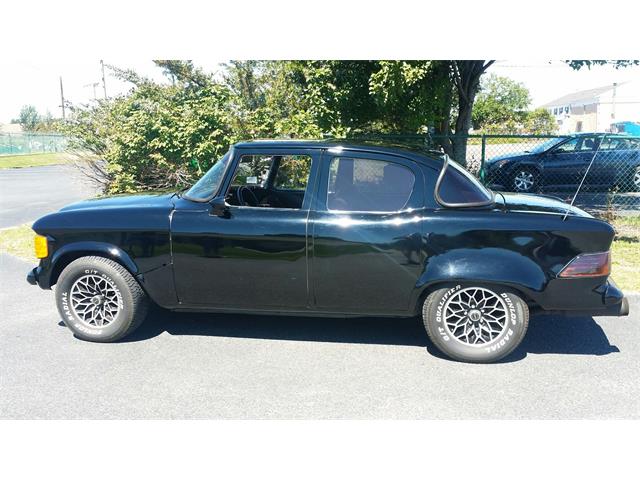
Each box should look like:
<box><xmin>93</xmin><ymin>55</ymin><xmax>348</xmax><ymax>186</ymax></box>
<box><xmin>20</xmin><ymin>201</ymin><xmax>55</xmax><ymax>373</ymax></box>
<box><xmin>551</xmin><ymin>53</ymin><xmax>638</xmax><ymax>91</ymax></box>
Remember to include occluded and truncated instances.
<box><xmin>541</xmin><ymin>81</ymin><xmax>640</xmax><ymax>134</ymax></box>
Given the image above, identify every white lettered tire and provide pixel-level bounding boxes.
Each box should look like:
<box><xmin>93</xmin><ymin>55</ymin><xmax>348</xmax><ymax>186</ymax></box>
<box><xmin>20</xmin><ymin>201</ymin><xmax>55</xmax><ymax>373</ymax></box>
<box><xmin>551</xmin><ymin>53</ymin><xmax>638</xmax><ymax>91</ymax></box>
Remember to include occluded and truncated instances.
<box><xmin>55</xmin><ymin>256</ymin><xmax>148</xmax><ymax>342</ymax></box>
<box><xmin>422</xmin><ymin>284</ymin><xmax>529</xmax><ymax>363</ymax></box>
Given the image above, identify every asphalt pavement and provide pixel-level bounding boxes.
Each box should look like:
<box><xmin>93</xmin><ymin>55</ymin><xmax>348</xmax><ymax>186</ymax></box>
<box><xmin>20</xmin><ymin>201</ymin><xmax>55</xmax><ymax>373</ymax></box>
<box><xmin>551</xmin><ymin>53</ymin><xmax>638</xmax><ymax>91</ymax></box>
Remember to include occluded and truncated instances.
<box><xmin>1</xmin><ymin>165</ymin><xmax>639</xmax><ymax>419</ymax></box>
<box><xmin>0</xmin><ymin>164</ymin><xmax>98</xmax><ymax>228</ymax></box>
<box><xmin>1</xmin><ymin>251</ymin><xmax>638</xmax><ymax>419</ymax></box>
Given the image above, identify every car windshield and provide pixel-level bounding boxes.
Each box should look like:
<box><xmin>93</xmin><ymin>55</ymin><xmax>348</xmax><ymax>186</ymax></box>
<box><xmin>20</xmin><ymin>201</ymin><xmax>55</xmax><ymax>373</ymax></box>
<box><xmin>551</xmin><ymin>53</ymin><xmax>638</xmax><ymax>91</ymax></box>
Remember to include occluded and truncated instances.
<box><xmin>183</xmin><ymin>152</ymin><xmax>232</xmax><ymax>201</ymax></box>
<box><xmin>529</xmin><ymin>137</ymin><xmax>566</xmax><ymax>153</ymax></box>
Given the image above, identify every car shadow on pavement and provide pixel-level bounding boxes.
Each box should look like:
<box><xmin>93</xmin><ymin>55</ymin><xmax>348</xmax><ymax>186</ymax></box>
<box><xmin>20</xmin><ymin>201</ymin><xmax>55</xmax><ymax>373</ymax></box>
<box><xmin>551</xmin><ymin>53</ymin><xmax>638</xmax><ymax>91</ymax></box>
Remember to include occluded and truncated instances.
<box><xmin>120</xmin><ymin>307</ymin><xmax>620</xmax><ymax>362</ymax></box>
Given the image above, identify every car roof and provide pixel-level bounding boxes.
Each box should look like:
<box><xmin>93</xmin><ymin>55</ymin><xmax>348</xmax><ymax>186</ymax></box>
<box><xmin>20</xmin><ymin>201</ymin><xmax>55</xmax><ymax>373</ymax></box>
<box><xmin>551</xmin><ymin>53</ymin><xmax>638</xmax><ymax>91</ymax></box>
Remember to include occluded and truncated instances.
<box><xmin>571</xmin><ymin>132</ymin><xmax>630</xmax><ymax>137</ymax></box>
<box><xmin>232</xmin><ymin>139</ymin><xmax>444</xmax><ymax>167</ymax></box>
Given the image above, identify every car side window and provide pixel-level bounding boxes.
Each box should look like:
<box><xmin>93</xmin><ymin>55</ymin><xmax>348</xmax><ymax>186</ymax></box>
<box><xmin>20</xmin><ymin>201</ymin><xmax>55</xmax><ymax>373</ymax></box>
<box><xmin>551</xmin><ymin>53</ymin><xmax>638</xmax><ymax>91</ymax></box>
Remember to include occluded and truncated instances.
<box><xmin>227</xmin><ymin>154</ymin><xmax>313</xmax><ymax>210</ymax></box>
<box><xmin>554</xmin><ymin>137</ymin><xmax>596</xmax><ymax>153</ymax></box>
<box><xmin>327</xmin><ymin>157</ymin><xmax>415</xmax><ymax>212</ymax></box>
<box><xmin>273</xmin><ymin>155</ymin><xmax>312</xmax><ymax>190</ymax></box>
<box><xmin>231</xmin><ymin>155</ymin><xmax>273</xmax><ymax>187</ymax></box>
<box><xmin>554</xmin><ymin>138</ymin><xmax>580</xmax><ymax>152</ymax></box>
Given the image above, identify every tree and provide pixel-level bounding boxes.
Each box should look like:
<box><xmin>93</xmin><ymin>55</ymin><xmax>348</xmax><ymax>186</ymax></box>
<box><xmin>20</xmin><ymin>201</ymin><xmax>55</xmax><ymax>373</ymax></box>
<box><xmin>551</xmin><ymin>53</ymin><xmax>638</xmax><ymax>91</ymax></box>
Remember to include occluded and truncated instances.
<box><xmin>65</xmin><ymin>60</ymin><xmax>498</xmax><ymax>193</ymax></box>
<box><xmin>16</xmin><ymin>105</ymin><xmax>40</xmax><ymax>131</ymax></box>
<box><xmin>524</xmin><ymin>108</ymin><xmax>557</xmax><ymax>135</ymax></box>
<box><xmin>472</xmin><ymin>74</ymin><xmax>531</xmax><ymax>132</ymax></box>
<box><xmin>64</xmin><ymin>61</ymin><xmax>234</xmax><ymax>193</ymax></box>
<box><xmin>443</xmin><ymin>60</ymin><xmax>495</xmax><ymax>165</ymax></box>
<box><xmin>566</xmin><ymin>60</ymin><xmax>640</xmax><ymax>70</ymax></box>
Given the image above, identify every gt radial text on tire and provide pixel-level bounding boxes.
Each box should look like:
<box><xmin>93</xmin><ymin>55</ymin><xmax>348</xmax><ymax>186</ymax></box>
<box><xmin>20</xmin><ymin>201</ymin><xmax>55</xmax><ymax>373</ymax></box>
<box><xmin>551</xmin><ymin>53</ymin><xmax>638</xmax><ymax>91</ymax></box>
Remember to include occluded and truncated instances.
<box><xmin>422</xmin><ymin>284</ymin><xmax>529</xmax><ymax>363</ymax></box>
<box><xmin>55</xmin><ymin>256</ymin><xmax>149</xmax><ymax>342</ymax></box>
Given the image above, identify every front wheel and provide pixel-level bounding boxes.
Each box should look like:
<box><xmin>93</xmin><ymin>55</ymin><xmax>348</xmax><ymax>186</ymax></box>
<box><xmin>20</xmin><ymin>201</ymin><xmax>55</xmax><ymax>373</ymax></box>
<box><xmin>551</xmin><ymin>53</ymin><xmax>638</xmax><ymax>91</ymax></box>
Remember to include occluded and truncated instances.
<box><xmin>422</xmin><ymin>284</ymin><xmax>529</xmax><ymax>363</ymax></box>
<box><xmin>55</xmin><ymin>256</ymin><xmax>148</xmax><ymax>342</ymax></box>
<box><xmin>512</xmin><ymin>168</ymin><xmax>539</xmax><ymax>193</ymax></box>
<box><xmin>630</xmin><ymin>166</ymin><xmax>640</xmax><ymax>192</ymax></box>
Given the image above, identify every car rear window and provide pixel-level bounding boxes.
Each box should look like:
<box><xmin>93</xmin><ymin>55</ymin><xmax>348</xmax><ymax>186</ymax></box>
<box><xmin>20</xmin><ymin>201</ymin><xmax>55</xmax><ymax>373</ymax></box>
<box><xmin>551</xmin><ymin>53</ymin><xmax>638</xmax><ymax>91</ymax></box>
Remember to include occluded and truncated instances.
<box><xmin>436</xmin><ymin>159</ymin><xmax>493</xmax><ymax>206</ymax></box>
<box><xmin>327</xmin><ymin>157</ymin><xmax>415</xmax><ymax>212</ymax></box>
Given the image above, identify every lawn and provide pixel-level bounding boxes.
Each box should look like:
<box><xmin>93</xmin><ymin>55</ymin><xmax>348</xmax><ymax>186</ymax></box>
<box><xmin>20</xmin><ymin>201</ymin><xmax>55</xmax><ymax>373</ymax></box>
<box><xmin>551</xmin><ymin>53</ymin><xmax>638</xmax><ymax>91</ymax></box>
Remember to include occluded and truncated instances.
<box><xmin>1</xmin><ymin>217</ymin><xmax>639</xmax><ymax>292</ymax></box>
<box><xmin>0</xmin><ymin>152</ymin><xmax>71</xmax><ymax>169</ymax></box>
<box><xmin>0</xmin><ymin>223</ymin><xmax>36</xmax><ymax>262</ymax></box>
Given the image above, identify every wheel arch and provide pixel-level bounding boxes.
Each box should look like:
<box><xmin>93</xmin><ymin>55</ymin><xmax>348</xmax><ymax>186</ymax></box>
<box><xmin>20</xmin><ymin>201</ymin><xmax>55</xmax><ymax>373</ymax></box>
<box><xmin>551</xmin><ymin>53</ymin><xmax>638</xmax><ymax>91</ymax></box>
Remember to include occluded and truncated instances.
<box><xmin>411</xmin><ymin>252</ymin><xmax>545</xmax><ymax>315</ymax></box>
<box><xmin>47</xmin><ymin>242</ymin><xmax>139</xmax><ymax>287</ymax></box>
<box><xmin>511</xmin><ymin>162</ymin><xmax>542</xmax><ymax>176</ymax></box>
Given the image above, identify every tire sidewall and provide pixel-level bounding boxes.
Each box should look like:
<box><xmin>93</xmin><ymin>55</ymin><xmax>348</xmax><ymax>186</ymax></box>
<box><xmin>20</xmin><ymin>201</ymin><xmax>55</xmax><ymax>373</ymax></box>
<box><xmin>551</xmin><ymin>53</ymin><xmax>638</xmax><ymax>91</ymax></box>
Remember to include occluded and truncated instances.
<box><xmin>56</xmin><ymin>260</ymin><xmax>133</xmax><ymax>341</ymax></box>
<box><xmin>424</xmin><ymin>284</ymin><xmax>528</xmax><ymax>363</ymax></box>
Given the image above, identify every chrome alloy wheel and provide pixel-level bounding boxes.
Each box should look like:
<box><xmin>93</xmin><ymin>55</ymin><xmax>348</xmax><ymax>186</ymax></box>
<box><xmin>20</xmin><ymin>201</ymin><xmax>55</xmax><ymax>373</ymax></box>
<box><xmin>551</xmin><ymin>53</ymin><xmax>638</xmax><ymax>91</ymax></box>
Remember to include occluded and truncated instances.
<box><xmin>442</xmin><ymin>287</ymin><xmax>509</xmax><ymax>346</ymax></box>
<box><xmin>70</xmin><ymin>274</ymin><xmax>122</xmax><ymax>327</ymax></box>
<box><xmin>513</xmin><ymin>170</ymin><xmax>534</xmax><ymax>192</ymax></box>
<box><xmin>634</xmin><ymin>168</ymin><xmax>640</xmax><ymax>189</ymax></box>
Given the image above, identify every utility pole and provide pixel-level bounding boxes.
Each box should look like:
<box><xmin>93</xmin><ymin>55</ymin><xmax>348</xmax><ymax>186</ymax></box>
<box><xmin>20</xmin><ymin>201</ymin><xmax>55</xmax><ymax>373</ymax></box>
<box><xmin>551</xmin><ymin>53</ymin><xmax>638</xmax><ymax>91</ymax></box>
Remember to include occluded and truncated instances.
<box><xmin>611</xmin><ymin>82</ymin><xmax>617</xmax><ymax>122</ymax></box>
<box><xmin>59</xmin><ymin>76</ymin><xmax>66</xmax><ymax>120</ymax></box>
<box><xmin>100</xmin><ymin>59</ymin><xmax>107</xmax><ymax>99</ymax></box>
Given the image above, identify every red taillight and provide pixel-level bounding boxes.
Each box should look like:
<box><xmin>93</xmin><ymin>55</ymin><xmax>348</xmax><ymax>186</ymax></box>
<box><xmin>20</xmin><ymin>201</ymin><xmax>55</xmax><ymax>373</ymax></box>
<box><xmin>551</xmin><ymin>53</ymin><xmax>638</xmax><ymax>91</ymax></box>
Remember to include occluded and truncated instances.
<box><xmin>559</xmin><ymin>251</ymin><xmax>611</xmax><ymax>278</ymax></box>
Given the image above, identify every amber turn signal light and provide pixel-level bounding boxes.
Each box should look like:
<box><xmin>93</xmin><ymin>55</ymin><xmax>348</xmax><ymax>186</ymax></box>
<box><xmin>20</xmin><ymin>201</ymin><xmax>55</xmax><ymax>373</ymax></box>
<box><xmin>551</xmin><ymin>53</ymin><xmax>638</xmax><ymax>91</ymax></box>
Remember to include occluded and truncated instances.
<box><xmin>34</xmin><ymin>235</ymin><xmax>49</xmax><ymax>259</ymax></box>
<box><xmin>559</xmin><ymin>251</ymin><xmax>610</xmax><ymax>278</ymax></box>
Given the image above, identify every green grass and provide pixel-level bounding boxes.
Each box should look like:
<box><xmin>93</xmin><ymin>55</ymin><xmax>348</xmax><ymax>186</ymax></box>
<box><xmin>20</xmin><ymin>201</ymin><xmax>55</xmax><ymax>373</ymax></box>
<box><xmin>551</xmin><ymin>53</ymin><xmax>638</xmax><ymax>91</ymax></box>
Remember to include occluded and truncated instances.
<box><xmin>1</xmin><ymin>217</ymin><xmax>639</xmax><ymax>292</ymax></box>
<box><xmin>611</xmin><ymin>216</ymin><xmax>640</xmax><ymax>292</ymax></box>
<box><xmin>0</xmin><ymin>152</ymin><xmax>71</xmax><ymax>169</ymax></box>
<box><xmin>0</xmin><ymin>223</ymin><xmax>36</xmax><ymax>262</ymax></box>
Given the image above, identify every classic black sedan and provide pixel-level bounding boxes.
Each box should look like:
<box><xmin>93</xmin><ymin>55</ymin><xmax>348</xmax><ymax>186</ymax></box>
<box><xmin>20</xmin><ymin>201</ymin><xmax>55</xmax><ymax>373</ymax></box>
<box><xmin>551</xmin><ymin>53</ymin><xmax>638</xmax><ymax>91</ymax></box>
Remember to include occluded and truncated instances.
<box><xmin>27</xmin><ymin>140</ymin><xmax>629</xmax><ymax>363</ymax></box>
<box><xmin>482</xmin><ymin>133</ymin><xmax>640</xmax><ymax>193</ymax></box>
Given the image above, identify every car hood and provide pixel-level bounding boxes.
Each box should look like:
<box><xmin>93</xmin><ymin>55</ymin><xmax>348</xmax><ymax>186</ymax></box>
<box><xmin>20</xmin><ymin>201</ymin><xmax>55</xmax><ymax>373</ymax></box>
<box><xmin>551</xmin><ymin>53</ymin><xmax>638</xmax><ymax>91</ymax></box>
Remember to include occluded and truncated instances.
<box><xmin>485</xmin><ymin>151</ymin><xmax>532</xmax><ymax>164</ymax></box>
<box><xmin>33</xmin><ymin>192</ymin><xmax>177</xmax><ymax>234</ymax></box>
<box><xmin>497</xmin><ymin>192</ymin><xmax>590</xmax><ymax>217</ymax></box>
<box><xmin>58</xmin><ymin>192</ymin><xmax>176</xmax><ymax>212</ymax></box>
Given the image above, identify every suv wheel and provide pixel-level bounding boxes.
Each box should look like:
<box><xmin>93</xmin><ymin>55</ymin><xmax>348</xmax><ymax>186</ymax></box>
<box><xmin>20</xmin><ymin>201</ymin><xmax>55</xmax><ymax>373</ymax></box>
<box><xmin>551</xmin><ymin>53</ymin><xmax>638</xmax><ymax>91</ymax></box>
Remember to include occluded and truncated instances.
<box><xmin>55</xmin><ymin>256</ymin><xmax>148</xmax><ymax>342</ymax></box>
<box><xmin>632</xmin><ymin>166</ymin><xmax>640</xmax><ymax>192</ymax></box>
<box><xmin>512</xmin><ymin>168</ymin><xmax>538</xmax><ymax>193</ymax></box>
<box><xmin>422</xmin><ymin>284</ymin><xmax>529</xmax><ymax>363</ymax></box>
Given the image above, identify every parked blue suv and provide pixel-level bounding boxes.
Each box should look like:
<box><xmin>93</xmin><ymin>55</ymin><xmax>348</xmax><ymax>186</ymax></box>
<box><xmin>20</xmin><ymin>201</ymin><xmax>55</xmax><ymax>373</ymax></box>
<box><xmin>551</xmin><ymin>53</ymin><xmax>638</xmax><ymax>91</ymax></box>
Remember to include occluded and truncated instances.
<box><xmin>482</xmin><ymin>133</ymin><xmax>640</xmax><ymax>193</ymax></box>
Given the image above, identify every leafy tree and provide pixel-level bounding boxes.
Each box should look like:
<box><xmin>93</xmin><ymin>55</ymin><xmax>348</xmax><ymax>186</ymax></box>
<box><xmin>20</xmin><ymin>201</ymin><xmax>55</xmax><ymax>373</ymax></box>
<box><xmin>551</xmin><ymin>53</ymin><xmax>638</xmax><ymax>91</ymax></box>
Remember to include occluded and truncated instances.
<box><xmin>64</xmin><ymin>61</ymin><xmax>234</xmax><ymax>193</ymax></box>
<box><xmin>65</xmin><ymin>60</ymin><xmax>498</xmax><ymax>193</ymax></box>
<box><xmin>472</xmin><ymin>74</ymin><xmax>531</xmax><ymax>131</ymax></box>
<box><xmin>525</xmin><ymin>108</ymin><xmax>557</xmax><ymax>135</ymax></box>
<box><xmin>566</xmin><ymin>60</ymin><xmax>639</xmax><ymax>70</ymax></box>
<box><xmin>16</xmin><ymin>105</ymin><xmax>40</xmax><ymax>131</ymax></box>
<box><xmin>369</xmin><ymin>60</ymin><xmax>452</xmax><ymax>134</ymax></box>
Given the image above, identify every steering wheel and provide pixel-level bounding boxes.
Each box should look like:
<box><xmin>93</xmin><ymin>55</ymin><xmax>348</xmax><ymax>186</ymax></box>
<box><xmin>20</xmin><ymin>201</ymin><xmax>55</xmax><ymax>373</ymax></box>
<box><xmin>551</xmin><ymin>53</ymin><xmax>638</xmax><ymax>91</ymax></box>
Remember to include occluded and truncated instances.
<box><xmin>237</xmin><ymin>186</ymin><xmax>259</xmax><ymax>207</ymax></box>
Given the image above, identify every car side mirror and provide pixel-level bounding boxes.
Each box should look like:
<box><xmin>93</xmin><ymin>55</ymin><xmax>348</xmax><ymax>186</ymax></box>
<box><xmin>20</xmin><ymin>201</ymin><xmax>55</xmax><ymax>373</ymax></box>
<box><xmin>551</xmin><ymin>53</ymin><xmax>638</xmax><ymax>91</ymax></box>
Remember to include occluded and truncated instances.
<box><xmin>209</xmin><ymin>197</ymin><xmax>230</xmax><ymax>218</ymax></box>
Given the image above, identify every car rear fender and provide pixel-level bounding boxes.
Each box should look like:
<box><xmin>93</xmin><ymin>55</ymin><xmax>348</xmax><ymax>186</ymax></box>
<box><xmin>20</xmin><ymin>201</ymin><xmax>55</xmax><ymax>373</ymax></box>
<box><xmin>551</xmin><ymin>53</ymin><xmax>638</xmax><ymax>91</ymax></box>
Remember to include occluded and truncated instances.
<box><xmin>411</xmin><ymin>247</ymin><xmax>546</xmax><ymax>313</ymax></box>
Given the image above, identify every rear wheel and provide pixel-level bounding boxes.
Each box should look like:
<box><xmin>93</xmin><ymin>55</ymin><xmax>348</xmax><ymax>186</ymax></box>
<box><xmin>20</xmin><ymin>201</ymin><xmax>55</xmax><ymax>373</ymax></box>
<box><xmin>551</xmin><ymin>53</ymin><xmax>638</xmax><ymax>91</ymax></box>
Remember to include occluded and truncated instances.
<box><xmin>422</xmin><ymin>284</ymin><xmax>529</xmax><ymax>363</ymax></box>
<box><xmin>55</xmin><ymin>256</ymin><xmax>148</xmax><ymax>342</ymax></box>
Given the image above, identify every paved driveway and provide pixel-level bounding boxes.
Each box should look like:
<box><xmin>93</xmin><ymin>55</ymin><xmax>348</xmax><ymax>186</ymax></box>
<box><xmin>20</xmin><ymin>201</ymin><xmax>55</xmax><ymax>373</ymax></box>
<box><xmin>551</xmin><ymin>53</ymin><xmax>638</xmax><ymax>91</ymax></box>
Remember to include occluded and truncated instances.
<box><xmin>1</xmin><ymin>252</ymin><xmax>638</xmax><ymax>419</ymax></box>
<box><xmin>0</xmin><ymin>165</ymin><xmax>98</xmax><ymax>228</ymax></box>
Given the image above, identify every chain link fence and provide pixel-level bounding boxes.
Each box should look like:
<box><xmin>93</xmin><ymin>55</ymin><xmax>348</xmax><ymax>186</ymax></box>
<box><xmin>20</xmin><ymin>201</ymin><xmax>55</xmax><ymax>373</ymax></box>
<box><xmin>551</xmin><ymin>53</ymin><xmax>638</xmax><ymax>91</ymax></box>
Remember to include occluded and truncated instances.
<box><xmin>344</xmin><ymin>133</ymin><xmax>640</xmax><ymax>215</ymax></box>
<box><xmin>0</xmin><ymin>133</ymin><xmax>68</xmax><ymax>155</ymax></box>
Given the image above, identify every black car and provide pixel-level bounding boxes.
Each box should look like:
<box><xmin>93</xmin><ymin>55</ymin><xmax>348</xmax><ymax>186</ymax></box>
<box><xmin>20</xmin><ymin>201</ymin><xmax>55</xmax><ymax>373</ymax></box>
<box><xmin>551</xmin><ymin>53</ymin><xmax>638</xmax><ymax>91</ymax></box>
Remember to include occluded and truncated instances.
<box><xmin>27</xmin><ymin>140</ymin><xmax>629</xmax><ymax>363</ymax></box>
<box><xmin>483</xmin><ymin>133</ymin><xmax>640</xmax><ymax>193</ymax></box>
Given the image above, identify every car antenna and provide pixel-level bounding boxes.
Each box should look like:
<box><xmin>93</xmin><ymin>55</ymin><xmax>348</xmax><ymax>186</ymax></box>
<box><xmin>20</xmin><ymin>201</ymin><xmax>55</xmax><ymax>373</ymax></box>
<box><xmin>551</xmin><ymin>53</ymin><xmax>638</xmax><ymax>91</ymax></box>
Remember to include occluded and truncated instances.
<box><xmin>562</xmin><ymin>134</ymin><xmax>607</xmax><ymax>221</ymax></box>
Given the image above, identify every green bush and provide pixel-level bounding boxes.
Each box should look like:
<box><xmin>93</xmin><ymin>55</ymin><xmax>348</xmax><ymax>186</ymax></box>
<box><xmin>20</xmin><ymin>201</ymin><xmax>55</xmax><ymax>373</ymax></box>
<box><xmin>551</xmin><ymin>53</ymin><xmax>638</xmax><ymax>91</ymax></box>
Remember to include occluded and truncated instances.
<box><xmin>65</xmin><ymin>68</ymin><xmax>234</xmax><ymax>194</ymax></box>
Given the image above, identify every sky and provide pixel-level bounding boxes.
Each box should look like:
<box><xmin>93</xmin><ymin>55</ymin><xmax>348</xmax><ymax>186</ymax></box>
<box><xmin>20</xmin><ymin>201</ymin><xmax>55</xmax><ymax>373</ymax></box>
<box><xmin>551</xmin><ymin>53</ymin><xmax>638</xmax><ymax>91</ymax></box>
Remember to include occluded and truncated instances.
<box><xmin>1</xmin><ymin>59</ymin><xmax>639</xmax><ymax>125</ymax></box>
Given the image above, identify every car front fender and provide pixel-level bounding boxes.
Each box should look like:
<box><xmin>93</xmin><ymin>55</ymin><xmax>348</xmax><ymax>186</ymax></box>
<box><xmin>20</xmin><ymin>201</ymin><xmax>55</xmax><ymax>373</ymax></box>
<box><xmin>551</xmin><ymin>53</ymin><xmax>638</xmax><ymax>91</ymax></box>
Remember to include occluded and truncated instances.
<box><xmin>37</xmin><ymin>241</ymin><xmax>139</xmax><ymax>289</ymax></box>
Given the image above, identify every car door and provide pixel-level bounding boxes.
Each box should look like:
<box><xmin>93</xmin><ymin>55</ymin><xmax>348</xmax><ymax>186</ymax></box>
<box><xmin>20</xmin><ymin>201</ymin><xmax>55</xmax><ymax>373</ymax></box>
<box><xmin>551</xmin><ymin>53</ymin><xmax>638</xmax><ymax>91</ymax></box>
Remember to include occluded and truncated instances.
<box><xmin>310</xmin><ymin>151</ymin><xmax>425</xmax><ymax>315</ymax></box>
<box><xmin>170</xmin><ymin>147</ymin><xmax>320</xmax><ymax>310</ymax></box>
<box><xmin>542</xmin><ymin>136</ymin><xmax>594</xmax><ymax>188</ymax></box>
